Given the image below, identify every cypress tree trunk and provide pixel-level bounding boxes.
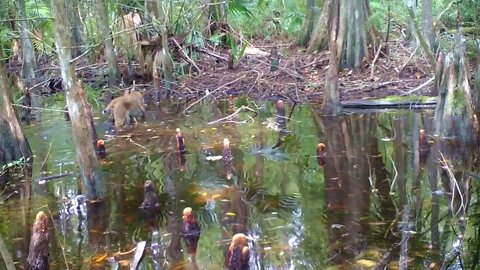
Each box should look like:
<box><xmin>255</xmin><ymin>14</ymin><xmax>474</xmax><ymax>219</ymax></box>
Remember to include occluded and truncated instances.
<box><xmin>473</xmin><ymin>47</ymin><xmax>480</xmax><ymax>117</ymax></box>
<box><xmin>407</xmin><ymin>0</ymin><xmax>436</xmax><ymax>70</ymax></box>
<box><xmin>322</xmin><ymin>0</ymin><xmax>342</xmax><ymax>115</ymax></box>
<box><xmin>433</xmin><ymin>33</ymin><xmax>474</xmax><ymax>142</ymax></box>
<box><xmin>299</xmin><ymin>0</ymin><xmax>318</xmax><ymax>46</ymax></box>
<box><xmin>96</xmin><ymin>0</ymin><xmax>121</xmax><ymax>85</ymax></box>
<box><xmin>0</xmin><ymin>50</ymin><xmax>32</xmax><ymax>167</ymax></box>
<box><xmin>51</xmin><ymin>0</ymin><xmax>103</xmax><ymax>200</ymax></box>
<box><xmin>17</xmin><ymin>0</ymin><xmax>36</xmax><ymax>81</ymax></box>
<box><xmin>422</xmin><ymin>0</ymin><xmax>435</xmax><ymax>51</ymax></box>
<box><xmin>307</xmin><ymin>0</ymin><xmax>372</xmax><ymax>69</ymax></box>
<box><xmin>67</xmin><ymin>0</ymin><xmax>86</xmax><ymax>57</ymax></box>
<box><xmin>306</xmin><ymin>0</ymin><xmax>332</xmax><ymax>53</ymax></box>
<box><xmin>155</xmin><ymin>0</ymin><xmax>174</xmax><ymax>94</ymax></box>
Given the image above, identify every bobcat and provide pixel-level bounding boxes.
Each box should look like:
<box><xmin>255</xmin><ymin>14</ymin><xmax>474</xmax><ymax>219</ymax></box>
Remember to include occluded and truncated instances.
<box><xmin>102</xmin><ymin>90</ymin><xmax>146</xmax><ymax>130</ymax></box>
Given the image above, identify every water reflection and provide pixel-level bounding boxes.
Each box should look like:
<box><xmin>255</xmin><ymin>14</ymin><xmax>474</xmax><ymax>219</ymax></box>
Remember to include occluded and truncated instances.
<box><xmin>2</xmin><ymin>102</ymin><xmax>480</xmax><ymax>269</ymax></box>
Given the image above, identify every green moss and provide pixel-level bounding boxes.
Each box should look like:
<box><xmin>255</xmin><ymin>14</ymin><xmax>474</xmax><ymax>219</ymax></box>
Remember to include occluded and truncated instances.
<box><xmin>374</xmin><ymin>96</ymin><xmax>436</xmax><ymax>103</ymax></box>
<box><xmin>453</xmin><ymin>87</ymin><xmax>467</xmax><ymax>115</ymax></box>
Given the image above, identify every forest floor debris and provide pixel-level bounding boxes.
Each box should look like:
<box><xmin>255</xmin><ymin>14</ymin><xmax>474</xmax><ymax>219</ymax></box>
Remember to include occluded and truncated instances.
<box><xmin>7</xmin><ymin>39</ymin><xmax>439</xmax><ymax>106</ymax></box>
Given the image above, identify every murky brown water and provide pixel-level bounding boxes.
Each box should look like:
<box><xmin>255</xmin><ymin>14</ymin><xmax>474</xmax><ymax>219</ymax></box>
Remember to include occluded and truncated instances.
<box><xmin>1</xmin><ymin>100</ymin><xmax>479</xmax><ymax>270</ymax></box>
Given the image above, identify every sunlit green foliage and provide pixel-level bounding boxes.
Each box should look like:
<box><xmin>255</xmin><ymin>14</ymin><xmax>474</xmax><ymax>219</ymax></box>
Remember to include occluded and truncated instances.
<box><xmin>2</xmin><ymin>0</ymin><xmax>479</xmax><ymax>63</ymax></box>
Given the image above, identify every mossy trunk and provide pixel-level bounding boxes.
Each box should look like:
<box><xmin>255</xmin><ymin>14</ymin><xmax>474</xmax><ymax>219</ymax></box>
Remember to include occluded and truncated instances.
<box><xmin>51</xmin><ymin>0</ymin><xmax>103</xmax><ymax>200</ymax></box>
<box><xmin>0</xmin><ymin>52</ymin><xmax>32</xmax><ymax>167</ymax></box>
<box><xmin>17</xmin><ymin>0</ymin><xmax>36</xmax><ymax>81</ymax></box>
<box><xmin>96</xmin><ymin>0</ymin><xmax>121</xmax><ymax>85</ymax></box>
<box><xmin>433</xmin><ymin>34</ymin><xmax>474</xmax><ymax>142</ymax></box>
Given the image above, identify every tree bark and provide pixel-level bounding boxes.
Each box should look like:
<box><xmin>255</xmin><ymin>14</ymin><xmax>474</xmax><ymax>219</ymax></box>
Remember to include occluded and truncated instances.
<box><xmin>0</xmin><ymin>49</ymin><xmax>32</xmax><ymax>167</ymax></box>
<box><xmin>51</xmin><ymin>0</ymin><xmax>103</xmax><ymax>200</ymax></box>
<box><xmin>26</xmin><ymin>212</ymin><xmax>49</xmax><ymax>270</ymax></box>
<box><xmin>67</xmin><ymin>0</ymin><xmax>86</xmax><ymax>57</ymax></box>
<box><xmin>96</xmin><ymin>0</ymin><xmax>121</xmax><ymax>85</ymax></box>
<box><xmin>407</xmin><ymin>1</ymin><xmax>436</xmax><ymax>70</ymax></box>
<box><xmin>299</xmin><ymin>0</ymin><xmax>318</xmax><ymax>47</ymax></box>
<box><xmin>433</xmin><ymin>33</ymin><xmax>474</xmax><ymax>142</ymax></box>
<box><xmin>17</xmin><ymin>0</ymin><xmax>36</xmax><ymax>81</ymax></box>
<box><xmin>422</xmin><ymin>0</ymin><xmax>435</xmax><ymax>51</ymax></box>
<box><xmin>156</xmin><ymin>0</ymin><xmax>174</xmax><ymax>94</ymax></box>
<box><xmin>473</xmin><ymin>45</ymin><xmax>480</xmax><ymax>117</ymax></box>
<box><xmin>146</xmin><ymin>0</ymin><xmax>161</xmax><ymax>20</ymax></box>
<box><xmin>322</xmin><ymin>0</ymin><xmax>342</xmax><ymax>115</ymax></box>
<box><xmin>306</xmin><ymin>0</ymin><xmax>332</xmax><ymax>53</ymax></box>
<box><xmin>307</xmin><ymin>0</ymin><xmax>372</xmax><ymax>69</ymax></box>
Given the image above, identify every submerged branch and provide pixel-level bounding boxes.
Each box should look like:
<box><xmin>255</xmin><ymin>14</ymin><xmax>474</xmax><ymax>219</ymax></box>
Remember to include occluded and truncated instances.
<box><xmin>34</xmin><ymin>173</ymin><xmax>77</xmax><ymax>183</ymax></box>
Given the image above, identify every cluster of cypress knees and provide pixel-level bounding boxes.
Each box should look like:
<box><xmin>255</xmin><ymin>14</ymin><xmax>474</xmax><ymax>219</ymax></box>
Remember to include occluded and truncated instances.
<box><xmin>26</xmin><ymin>129</ymin><xmax>250</xmax><ymax>270</ymax></box>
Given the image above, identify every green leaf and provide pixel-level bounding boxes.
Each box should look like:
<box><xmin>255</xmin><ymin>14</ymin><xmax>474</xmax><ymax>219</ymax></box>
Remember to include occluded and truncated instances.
<box><xmin>228</xmin><ymin>0</ymin><xmax>254</xmax><ymax>17</ymax></box>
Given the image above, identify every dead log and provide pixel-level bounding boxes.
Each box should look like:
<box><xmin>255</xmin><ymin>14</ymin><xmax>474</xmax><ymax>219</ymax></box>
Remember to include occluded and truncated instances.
<box><xmin>26</xmin><ymin>211</ymin><xmax>49</xmax><ymax>270</ymax></box>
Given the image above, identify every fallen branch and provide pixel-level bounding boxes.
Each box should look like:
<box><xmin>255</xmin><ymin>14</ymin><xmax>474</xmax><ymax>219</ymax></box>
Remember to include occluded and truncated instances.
<box><xmin>127</xmin><ymin>138</ymin><xmax>149</xmax><ymax>151</ymax></box>
<box><xmin>171</xmin><ymin>37</ymin><xmax>201</xmax><ymax>74</ymax></box>
<box><xmin>370</xmin><ymin>43</ymin><xmax>383</xmax><ymax>80</ymax></box>
<box><xmin>183</xmin><ymin>75</ymin><xmax>246</xmax><ymax>113</ymax></box>
<box><xmin>34</xmin><ymin>173</ymin><xmax>77</xmax><ymax>183</ymax></box>
<box><xmin>27</xmin><ymin>78</ymin><xmax>51</xmax><ymax>92</ymax></box>
<box><xmin>397</xmin><ymin>45</ymin><xmax>419</xmax><ymax>75</ymax></box>
<box><xmin>207</xmin><ymin>105</ymin><xmax>257</xmax><ymax>125</ymax></box>
<box><xmin>196</xmin><ymin>48</ymin><xmax>228</xmax><ymax>61</ymax></box>
<box><xmin>254</xmin><ymin>43</ymin><xmax>293</xmax><ymax>49</ymax></box>
<box><xmin>403</xmin><ymin>77</ymin><xmax>434</xmax><ymax>95</ymax></box>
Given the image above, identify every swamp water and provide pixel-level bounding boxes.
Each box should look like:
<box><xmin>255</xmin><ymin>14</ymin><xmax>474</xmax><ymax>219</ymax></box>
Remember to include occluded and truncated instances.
<box><xmin>1</xmin><ymin>100</ymin><xmax>479</xmax><ymax>270</ymax></box>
